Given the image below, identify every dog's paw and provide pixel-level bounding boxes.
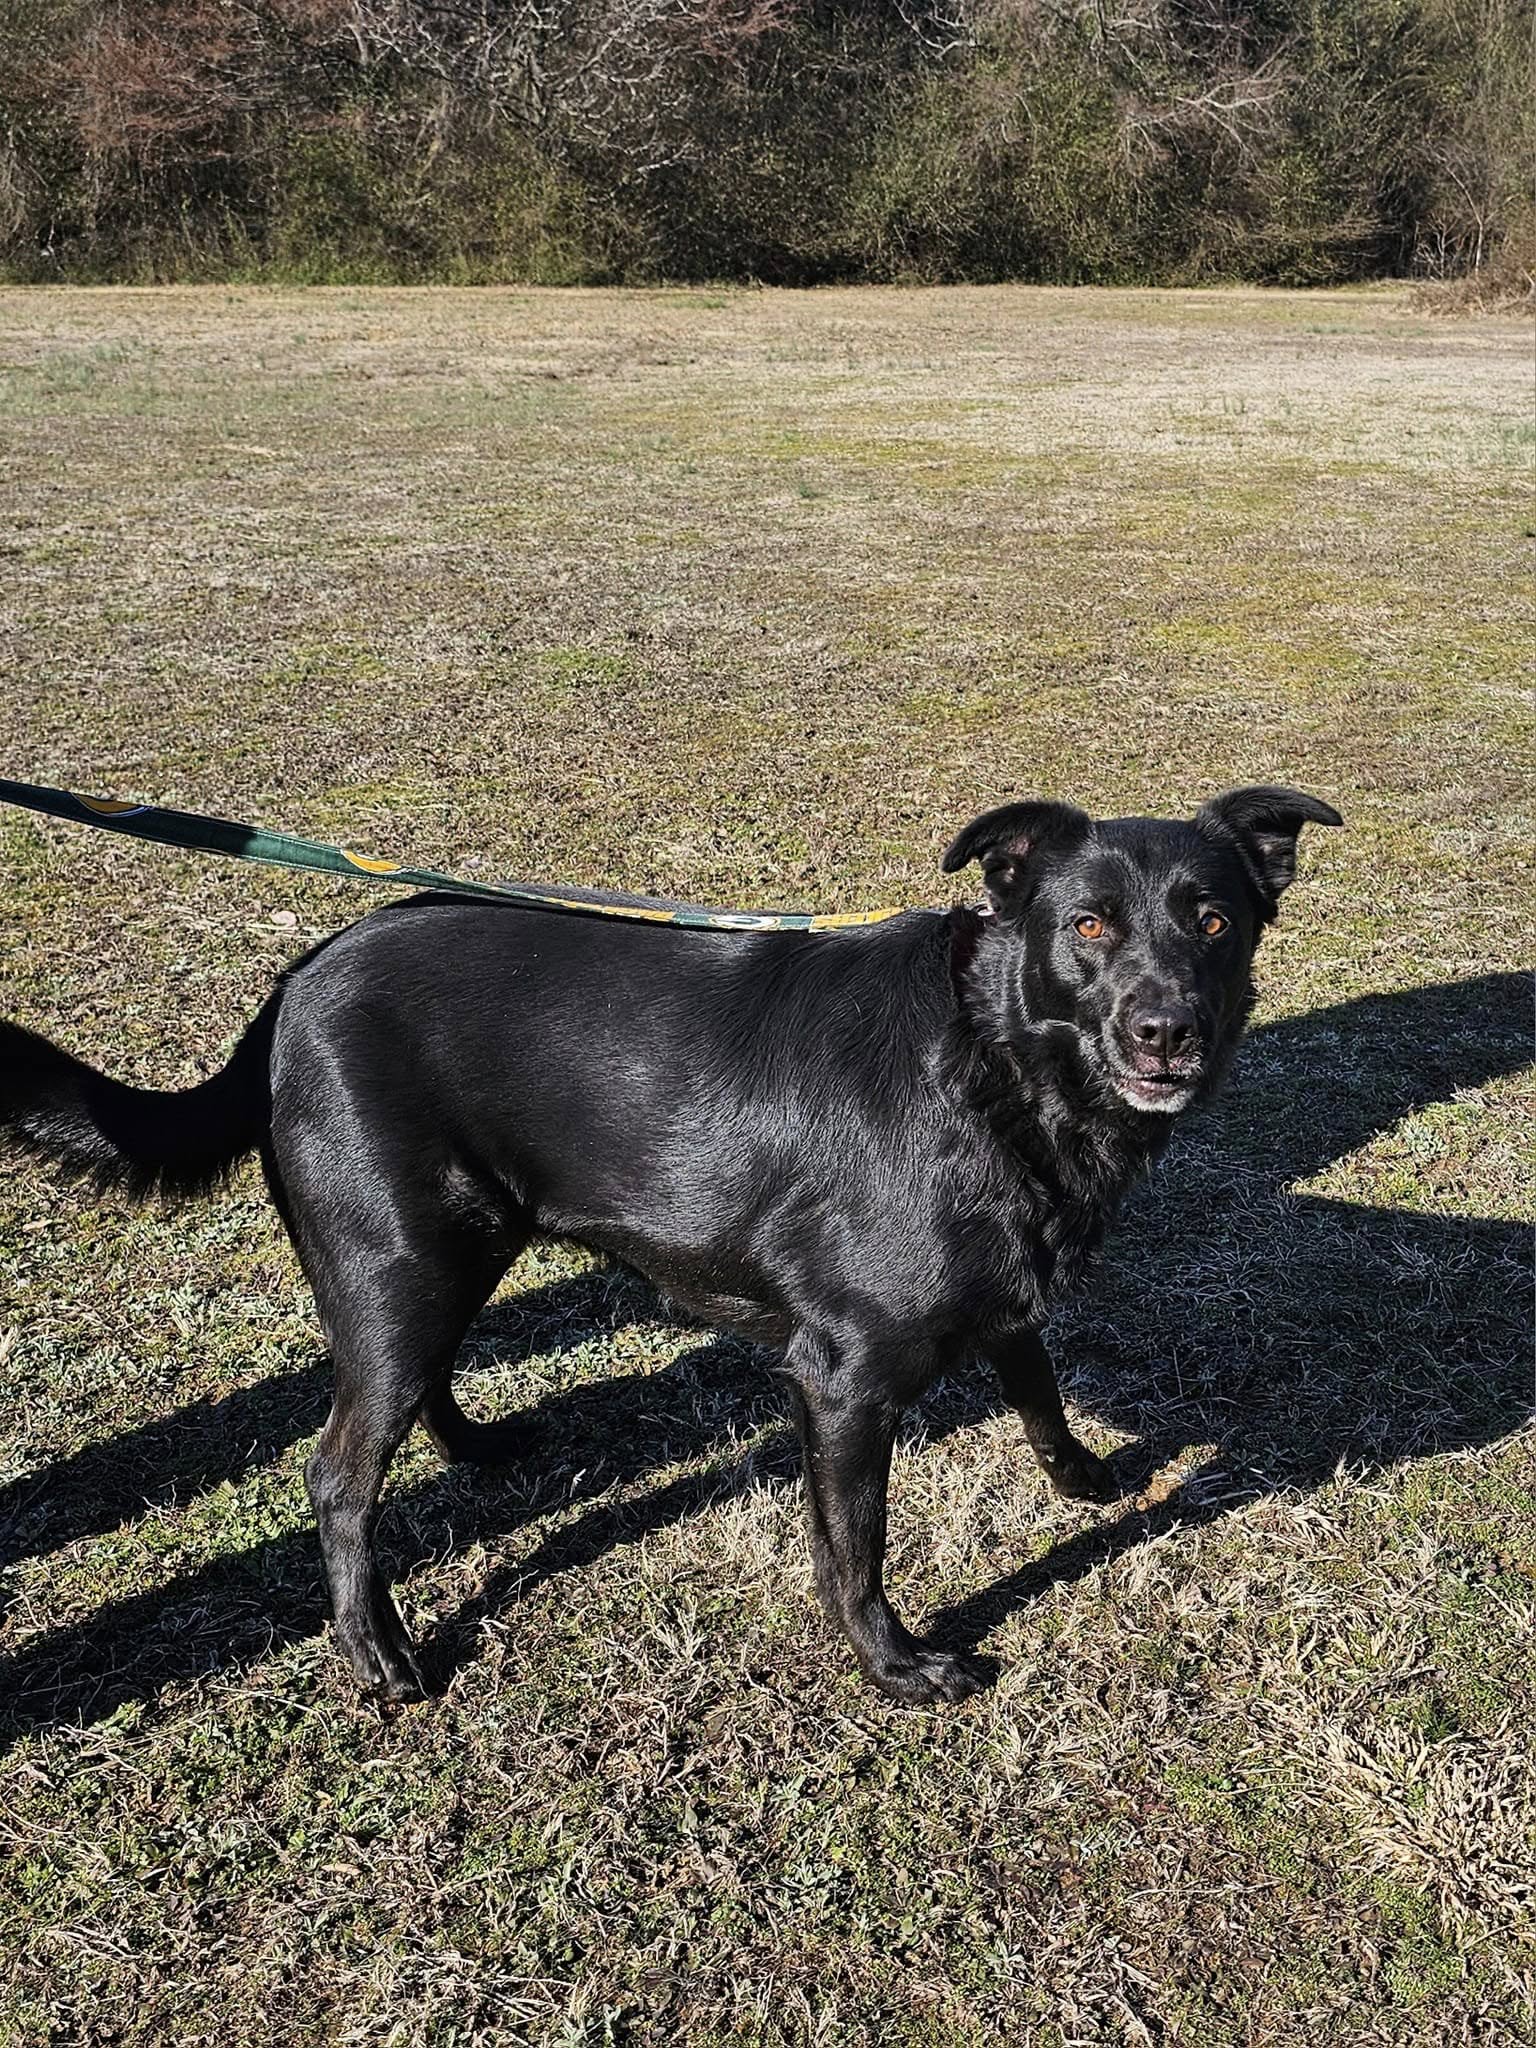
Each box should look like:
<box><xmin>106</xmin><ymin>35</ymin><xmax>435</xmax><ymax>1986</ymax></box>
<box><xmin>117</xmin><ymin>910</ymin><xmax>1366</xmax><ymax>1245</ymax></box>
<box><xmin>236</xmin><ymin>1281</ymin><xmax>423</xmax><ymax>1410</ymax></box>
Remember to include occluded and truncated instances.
<box><xmin>338</xmin><ymin>1617</ymin><xmax>429</xmax><ymax>1704</ymax></box>
<box><xmin>866</xmin><ymin>1646</ymin><xmax>994</xmax><ymax>1707</ymax></box>
<box><xmin>1040</xmin><ymin>1443</ymin><xmax>1116</xmax><ymax>1502</ymax></box>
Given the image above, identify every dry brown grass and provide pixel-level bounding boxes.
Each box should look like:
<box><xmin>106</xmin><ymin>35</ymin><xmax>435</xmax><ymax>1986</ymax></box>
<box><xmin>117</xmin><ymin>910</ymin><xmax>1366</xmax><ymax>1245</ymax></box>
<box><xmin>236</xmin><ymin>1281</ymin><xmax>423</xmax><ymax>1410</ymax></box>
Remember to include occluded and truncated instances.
<box><xmin>0</xmin><ymin>284</ymin><xmax>1532</xmax><ymax>2046</ymax></box>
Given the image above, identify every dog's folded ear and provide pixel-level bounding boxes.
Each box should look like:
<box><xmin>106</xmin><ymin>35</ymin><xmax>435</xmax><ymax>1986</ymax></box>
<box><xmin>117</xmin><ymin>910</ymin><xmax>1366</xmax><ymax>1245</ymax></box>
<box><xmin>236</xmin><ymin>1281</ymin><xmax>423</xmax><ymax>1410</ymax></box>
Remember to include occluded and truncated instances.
<box><xmin>1196</xmin><ymin>785</ymin><xmax>1342</xmax><ymax>909</ymax></box>
<box><xmin>941</xmin><ymin>800</ymin><xmax>1092</xmax><ymax>919</ymax></box>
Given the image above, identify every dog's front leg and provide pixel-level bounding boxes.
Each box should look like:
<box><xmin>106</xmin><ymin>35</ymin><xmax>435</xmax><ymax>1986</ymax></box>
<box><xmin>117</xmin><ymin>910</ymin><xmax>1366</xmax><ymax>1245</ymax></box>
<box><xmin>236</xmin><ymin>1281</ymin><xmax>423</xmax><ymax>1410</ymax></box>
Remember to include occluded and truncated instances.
<box><xmin>785</xmin><ymin>1331</ymin><xmax>990</xmax><ymax>1707</ymax></box>
<box><xmin>988</xmin><ymin>1326</ymin><xmax>1113</xmax><ymax>1501</ymax></box>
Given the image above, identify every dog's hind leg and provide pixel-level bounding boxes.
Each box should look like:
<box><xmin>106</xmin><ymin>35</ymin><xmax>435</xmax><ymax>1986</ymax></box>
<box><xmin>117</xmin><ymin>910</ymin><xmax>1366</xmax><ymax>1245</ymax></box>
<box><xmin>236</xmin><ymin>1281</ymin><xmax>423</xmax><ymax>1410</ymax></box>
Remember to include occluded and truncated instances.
<box><xmin>418</xmin><ymin>1209</ymin><xmax>536</xmax><ymax>1466</ymax></box>
<box><xmin>271</xmin><ymin>1138</ymin><xmax>528</xmax><ymax>1475</ymax></box>
<box><xmin>988</xmin><ymin>1326</ymin><xmax>1113</xmax><ymax>1502</ymax></box>
<box><xmin>290</xmin><ymin>1180</ymin><xmax>513</xmax><ymax>1698</ymax></box>
<box><xmin>420</xmin><ymin>1366</ymin><xmax>531</xmax><ymax>1468</ymax></box>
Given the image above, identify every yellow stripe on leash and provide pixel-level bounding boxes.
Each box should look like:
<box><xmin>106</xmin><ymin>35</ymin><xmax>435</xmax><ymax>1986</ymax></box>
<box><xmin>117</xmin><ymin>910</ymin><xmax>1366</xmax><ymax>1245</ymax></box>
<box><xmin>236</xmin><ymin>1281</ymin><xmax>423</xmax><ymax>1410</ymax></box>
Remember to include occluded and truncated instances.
<box><xmin>807</xmin><ymin>908</ymin><xmax>902</xmax><ymax>930</ymax></box>
<box><xmin>76</xmin><ymin>796</ymin><xmax>152</xmax><ymax>818</ymax></box>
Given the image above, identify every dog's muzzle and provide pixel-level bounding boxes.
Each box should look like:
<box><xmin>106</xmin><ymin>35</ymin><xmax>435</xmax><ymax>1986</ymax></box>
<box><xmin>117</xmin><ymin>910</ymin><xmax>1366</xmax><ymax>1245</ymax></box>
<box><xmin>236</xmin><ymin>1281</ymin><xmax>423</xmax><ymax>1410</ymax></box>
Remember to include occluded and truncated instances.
<box><xmin>1106</xmin><ymin>1000</ymin><xmax>1204</xmax><ymax>1113</ymax></box>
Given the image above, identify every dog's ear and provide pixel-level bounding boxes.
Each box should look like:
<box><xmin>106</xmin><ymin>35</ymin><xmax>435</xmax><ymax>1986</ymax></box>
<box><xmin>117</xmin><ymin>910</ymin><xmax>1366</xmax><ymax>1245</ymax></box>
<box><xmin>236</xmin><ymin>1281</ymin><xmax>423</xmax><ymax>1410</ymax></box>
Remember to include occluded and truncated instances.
<box><xmin>1196</xmin><ymin>785</ymin><xmax>1342</xmax><ymax>908</ymax></box>
<box><xmin>941</xmin><ymin>800</ymin><xmax>1092</xmax><ymax>919</ymax></box>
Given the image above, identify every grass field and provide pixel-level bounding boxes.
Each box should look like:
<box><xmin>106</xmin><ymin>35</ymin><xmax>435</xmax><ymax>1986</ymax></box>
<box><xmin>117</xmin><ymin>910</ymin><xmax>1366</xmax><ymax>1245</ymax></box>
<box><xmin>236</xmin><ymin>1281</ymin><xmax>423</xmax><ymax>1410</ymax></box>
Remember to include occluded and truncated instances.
<box><xmin>1</xmin><ymin>284</ymin><xmax>1532</xmax><ymax>2046</ymax></box>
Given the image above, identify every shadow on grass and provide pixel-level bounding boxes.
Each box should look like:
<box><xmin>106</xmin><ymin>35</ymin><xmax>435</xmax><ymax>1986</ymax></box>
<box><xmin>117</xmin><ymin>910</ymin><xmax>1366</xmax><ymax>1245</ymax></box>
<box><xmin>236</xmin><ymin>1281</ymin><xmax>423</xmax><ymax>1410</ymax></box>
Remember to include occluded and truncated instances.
<box><xmin>0</xmin><ymin>1274</ymin><xmax>633</xmax><ymax>1581</ymax></box>
<box><xmin>0</xmin><ymin>968</ymin><xmax>1529</xmax><ymax>1745</ymax></box>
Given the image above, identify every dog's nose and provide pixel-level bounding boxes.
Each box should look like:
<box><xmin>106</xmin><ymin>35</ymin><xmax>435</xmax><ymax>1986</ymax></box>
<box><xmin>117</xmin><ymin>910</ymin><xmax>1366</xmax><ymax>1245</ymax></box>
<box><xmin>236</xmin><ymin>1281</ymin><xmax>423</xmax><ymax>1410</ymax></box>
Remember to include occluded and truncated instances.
<box><xmin>1128</xmin><ymin>1004</ymin><xmax>1196</xmax><ymax>1061</ymax></box>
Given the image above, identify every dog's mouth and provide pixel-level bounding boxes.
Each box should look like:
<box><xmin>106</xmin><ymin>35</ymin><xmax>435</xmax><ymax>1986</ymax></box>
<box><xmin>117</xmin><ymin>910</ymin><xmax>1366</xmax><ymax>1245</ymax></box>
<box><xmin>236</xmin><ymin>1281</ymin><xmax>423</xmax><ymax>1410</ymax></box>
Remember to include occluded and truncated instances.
<box><xmin>1103</xmin><ymin>1050</ymin><xmax>1204</xmax><ymax>1115</ymax></box>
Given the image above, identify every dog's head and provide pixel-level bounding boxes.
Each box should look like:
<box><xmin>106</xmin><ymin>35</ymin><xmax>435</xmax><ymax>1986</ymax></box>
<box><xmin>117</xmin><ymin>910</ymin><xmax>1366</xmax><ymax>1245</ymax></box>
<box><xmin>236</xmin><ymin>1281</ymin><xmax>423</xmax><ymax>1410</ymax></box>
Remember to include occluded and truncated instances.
<box><xmin>943</xmin><ymin>785</ymin><xmax>1342</xmax><ymax>1115</ymax></box>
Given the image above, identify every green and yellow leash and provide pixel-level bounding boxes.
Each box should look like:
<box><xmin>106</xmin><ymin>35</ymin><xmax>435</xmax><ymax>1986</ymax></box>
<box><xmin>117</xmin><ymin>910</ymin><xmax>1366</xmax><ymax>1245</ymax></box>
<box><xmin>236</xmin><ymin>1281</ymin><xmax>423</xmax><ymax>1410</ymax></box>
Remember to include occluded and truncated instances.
<box><xmin>0</xmin><ymin>778</ymin><xmax>902</xmax><ymax>934</ymax></box>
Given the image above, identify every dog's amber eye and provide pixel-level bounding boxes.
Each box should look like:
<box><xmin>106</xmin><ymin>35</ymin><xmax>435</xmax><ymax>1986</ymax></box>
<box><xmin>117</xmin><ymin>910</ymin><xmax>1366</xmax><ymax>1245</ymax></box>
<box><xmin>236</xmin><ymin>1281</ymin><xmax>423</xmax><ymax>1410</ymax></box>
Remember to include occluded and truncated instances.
<box><xmin>1199</xmin><ymin>911</ymin><xmax>1229</xmax><ymax>937</ymax></box>
<box><xmin>1074</xmin><ymin>914</ymin><xmax>1106</xmax><ymax>940</ymax></box>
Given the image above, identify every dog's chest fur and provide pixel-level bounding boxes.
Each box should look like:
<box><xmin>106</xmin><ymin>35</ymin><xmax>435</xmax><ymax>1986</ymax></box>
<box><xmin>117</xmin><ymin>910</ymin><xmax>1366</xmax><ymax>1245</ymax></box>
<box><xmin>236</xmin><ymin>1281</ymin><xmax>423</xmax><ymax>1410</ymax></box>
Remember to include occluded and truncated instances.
<box><xmin>930</xmin><ymin>1024</ymin><xmax>1165</xmax><ymax>1331</ymax></box>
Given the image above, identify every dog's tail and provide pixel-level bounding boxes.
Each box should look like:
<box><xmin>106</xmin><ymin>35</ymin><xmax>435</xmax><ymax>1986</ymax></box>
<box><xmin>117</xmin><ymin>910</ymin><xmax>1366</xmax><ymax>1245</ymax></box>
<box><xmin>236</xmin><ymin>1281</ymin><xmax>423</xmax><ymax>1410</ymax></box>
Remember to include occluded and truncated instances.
<box><xmin>0</xmin><ymin>991</ymin><xmax>280</xmax><ymax>1203</ymax></box>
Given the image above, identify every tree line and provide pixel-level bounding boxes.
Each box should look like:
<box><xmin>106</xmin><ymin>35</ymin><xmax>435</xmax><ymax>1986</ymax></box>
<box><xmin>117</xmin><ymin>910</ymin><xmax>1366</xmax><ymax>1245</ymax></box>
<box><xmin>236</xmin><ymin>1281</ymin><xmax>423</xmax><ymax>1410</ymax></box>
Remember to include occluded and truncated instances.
<box><xmin>1</xmin><ymin>0</ymin><xmax>1530</xmax><ymax>285</ymax></box>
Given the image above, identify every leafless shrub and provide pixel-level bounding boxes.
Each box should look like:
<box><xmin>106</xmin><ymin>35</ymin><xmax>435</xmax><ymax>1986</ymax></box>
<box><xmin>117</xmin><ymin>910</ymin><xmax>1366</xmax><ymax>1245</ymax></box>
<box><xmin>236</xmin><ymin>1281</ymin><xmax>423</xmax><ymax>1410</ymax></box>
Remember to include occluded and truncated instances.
<box><xmin>1</xmin><ymin>0</ymin><xmax>1530</xmax><ymax>281</ymax></box>
<box><xmin>350</xmin><ymin>0</ymin><xmax>795</xmax><ymax>168</ymax></box>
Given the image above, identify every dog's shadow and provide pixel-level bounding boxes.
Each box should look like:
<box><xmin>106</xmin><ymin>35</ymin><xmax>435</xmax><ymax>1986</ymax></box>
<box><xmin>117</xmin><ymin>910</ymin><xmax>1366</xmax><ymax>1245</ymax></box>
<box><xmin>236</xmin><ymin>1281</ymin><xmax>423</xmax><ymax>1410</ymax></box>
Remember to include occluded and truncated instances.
<box><xmin>0</xmin><ymin>969</ymin><xmax>1529</xmax><ymax>1743</ymax></box>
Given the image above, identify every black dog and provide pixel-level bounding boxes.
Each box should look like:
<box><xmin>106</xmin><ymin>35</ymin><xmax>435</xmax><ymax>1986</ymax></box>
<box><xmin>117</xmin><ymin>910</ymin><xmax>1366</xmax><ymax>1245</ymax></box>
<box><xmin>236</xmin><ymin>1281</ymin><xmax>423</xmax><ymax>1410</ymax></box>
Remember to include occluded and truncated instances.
<box><xmin>2</xmin><ymin>785</ymin><xmax>1339</xmax><ymax>1705</ymax></box>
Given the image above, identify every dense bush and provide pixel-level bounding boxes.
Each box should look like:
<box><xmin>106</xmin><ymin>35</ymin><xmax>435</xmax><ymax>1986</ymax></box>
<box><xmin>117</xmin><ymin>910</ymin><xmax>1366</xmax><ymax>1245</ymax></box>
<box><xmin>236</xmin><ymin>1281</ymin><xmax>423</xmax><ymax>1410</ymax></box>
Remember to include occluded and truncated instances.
<box><xmin>0</xmin><ymin>0</ymin><xmax>1529</xmax><ymax>284</ymax></box>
